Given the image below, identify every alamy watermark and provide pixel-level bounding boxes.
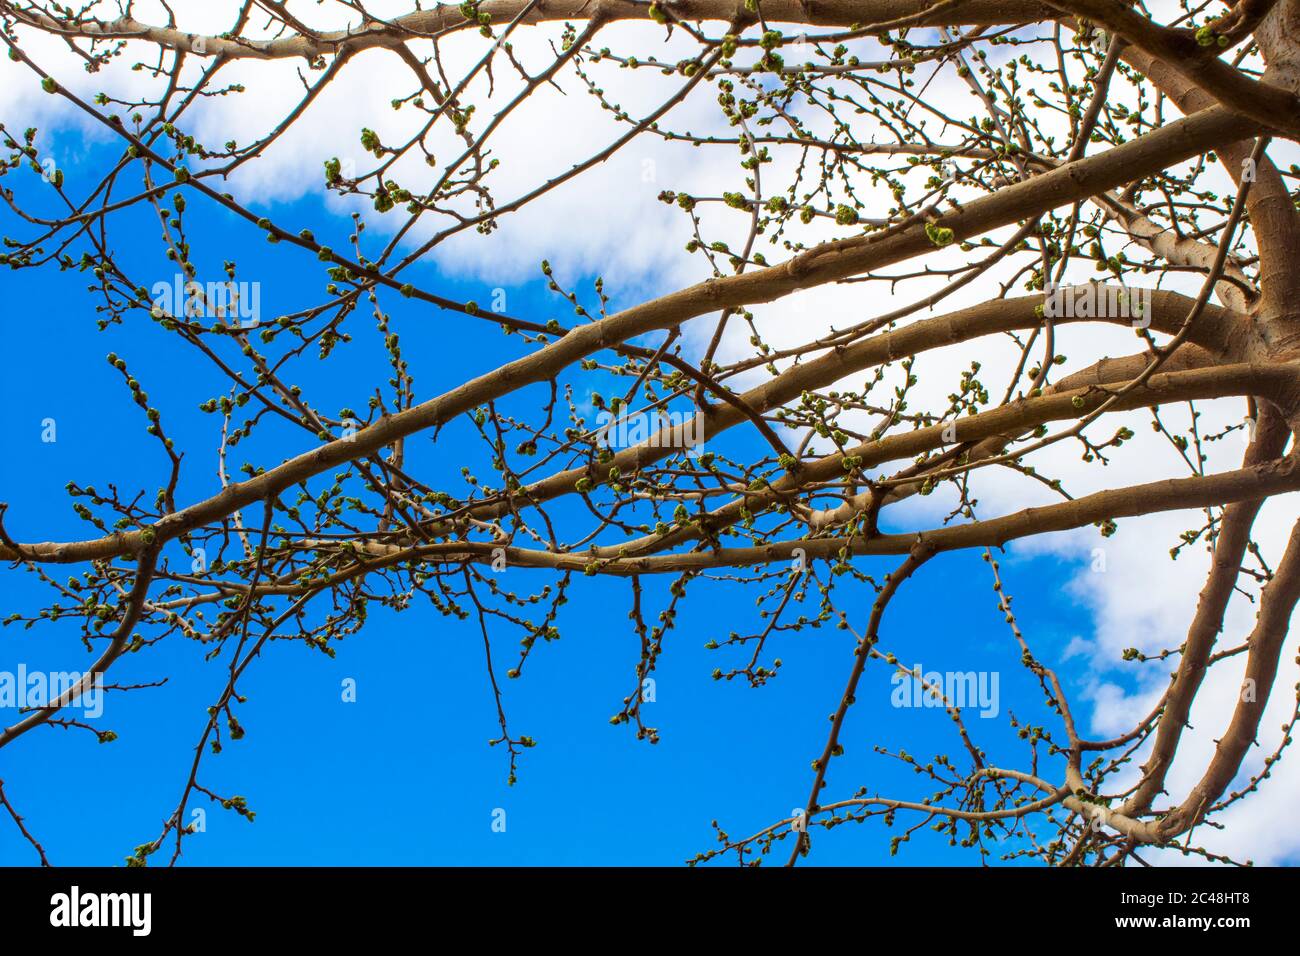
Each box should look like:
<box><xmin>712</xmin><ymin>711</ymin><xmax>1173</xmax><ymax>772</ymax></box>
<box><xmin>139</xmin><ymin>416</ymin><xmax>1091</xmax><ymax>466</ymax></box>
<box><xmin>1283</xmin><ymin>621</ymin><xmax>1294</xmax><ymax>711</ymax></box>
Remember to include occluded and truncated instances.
<box><xmin>151</xmin><ymin>274</ymin><xmax>260</xmax><ymax>327</ymax></box>
<box><xmin>0</xmin><ymin>665</ymin><xmax>103</xmax><ymax>719</ymax></box>
<box><xmin>1044</xmin><ymin>282</ymin><xmax>1152</xmax><ymax>327</ymax></box>
<box><xmin>50</xmin><ymin>886</ymin><xmax>151</xmax><ymax>936</ymax></box>
<box><xmin>594</xmin><ymin>408</ymin><xmax>704</xmax><ymax>455</ymax></box>
<box><xmin>890</xmin><ymin>663</ymin><xmax>1000</xmax><ymax>718</ymax></box>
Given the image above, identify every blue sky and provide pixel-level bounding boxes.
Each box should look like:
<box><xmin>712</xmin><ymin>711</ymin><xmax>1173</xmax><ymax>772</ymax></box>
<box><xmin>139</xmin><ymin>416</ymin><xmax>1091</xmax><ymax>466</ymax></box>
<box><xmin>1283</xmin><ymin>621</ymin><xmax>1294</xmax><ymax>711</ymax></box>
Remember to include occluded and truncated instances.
<box><xmin>0</xmin><ymin>121</ymin><xmax>1146</xmax><ymax>868</ymax></box>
